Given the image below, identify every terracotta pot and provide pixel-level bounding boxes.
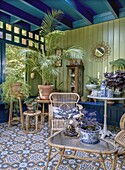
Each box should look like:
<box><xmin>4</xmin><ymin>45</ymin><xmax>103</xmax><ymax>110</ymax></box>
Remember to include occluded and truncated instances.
<box><xmin>10</xmin><ymin>82</ymin><xmax>22</xmax><ymax>95</ymax></box>
<box><xmin>38</xmin><ymin>85</ymin><xmax>53</xmax><ymax>100</ymax></box>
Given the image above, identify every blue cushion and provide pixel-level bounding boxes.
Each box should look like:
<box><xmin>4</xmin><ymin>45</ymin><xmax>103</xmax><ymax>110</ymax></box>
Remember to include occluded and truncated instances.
<box><xmin>53</xmin><ymin>107</ymin><xmax>79</xmax><ymax>119</ymax></box>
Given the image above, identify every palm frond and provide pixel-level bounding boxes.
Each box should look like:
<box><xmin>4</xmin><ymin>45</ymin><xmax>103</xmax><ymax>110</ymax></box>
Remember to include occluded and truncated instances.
<box><xmin>40</xmin><ymin>10</ymin><xmax>64</xmax><ymax>36</ymax></box>
<box><xmin>110</xmin><ymin>58</ymin><xmax>125</xmax><ymax>68</ymax></box>
<box><xmin>63</xmin><ymin>46</ymin><xmax>85</xmax><ymax>61</ymax></box>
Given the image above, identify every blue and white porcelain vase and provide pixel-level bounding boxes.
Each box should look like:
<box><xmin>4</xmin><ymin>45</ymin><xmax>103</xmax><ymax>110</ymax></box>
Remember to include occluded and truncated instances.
<box><xmin>79</xmin><ymin>125</ymin><xmax>101</xmax><ymax>144</ymax></box>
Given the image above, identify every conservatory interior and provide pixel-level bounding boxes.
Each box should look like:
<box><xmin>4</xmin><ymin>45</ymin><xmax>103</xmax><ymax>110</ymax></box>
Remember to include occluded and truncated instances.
<box><xmin>0</xmin><ymin>0</ymin><xmax>125</xmax><ymax>169</ymax></box>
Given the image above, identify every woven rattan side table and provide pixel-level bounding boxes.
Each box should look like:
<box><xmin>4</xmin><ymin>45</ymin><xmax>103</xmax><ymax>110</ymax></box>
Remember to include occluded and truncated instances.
<box><xmin>23</xmin><ymin>110</ymin><xmax>41</xmax><ymax>133</ymax></box>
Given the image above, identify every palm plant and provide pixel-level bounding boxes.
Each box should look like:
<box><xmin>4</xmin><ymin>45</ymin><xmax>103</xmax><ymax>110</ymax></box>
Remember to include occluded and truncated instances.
<box><xmin>20</xmin><ymin>10</ymin><xmax>85</xmax><ymax>86</ymax></box>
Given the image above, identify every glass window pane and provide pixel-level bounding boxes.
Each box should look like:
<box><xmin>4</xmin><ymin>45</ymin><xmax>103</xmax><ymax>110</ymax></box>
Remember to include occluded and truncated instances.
<box><xmin>0</xmin><ymin>21</ymin><xmax>3</xmax><ymax>28</ymax></box>
<box><xmin>35</xmin><ymin>42</ymin><xmax>39</xmax><ymax>48</ymax></box>
<box><xmin>29</xmin><ymin>32</ymin><xmax>33</xmax><ymax>38</ymax></box>
<box><xmin>14</xmin><ymin>36</ymin><xmax>19</xmax><ymax>43</ymax></box>
<box><xmin>28</xmin><ymin>40</ymin><xmax>33</xmax><ymax>46</ymax></box>
<box><xmin>35</xmin><ymin>34</ymin><xmax>39</xmax><ymax>40</ymax></box>
<box><xmin>22</xmin><ymin>29</ymin><xmax>27</xmax><ymax>36</ymax></box>
<box><xmin>22</xmin><ymin>38</ymin><xmax>27</xmax><ymax>45</ymax></box>
<box><xmin>6</xmin><ymin>33</ymin><xmax>12</xmax><ymax>41</ymax></box>
<box><xmin>40</xmin><ymin>44</ymin><xmax>44</xmax><ymax>51</ymax></box>
<box><xmin>6</xmin><ymin>24</ymin><xmax>12</xmax><ymax>31</ymax></box>
<box><xmin>14</xmin><ymin>26</ymin><xmax>20</xmax><ymax>34</ymax></box>
<box><xmin>0</xmin><ymin>32</ymin><xmax>3</xmax><ymax>38</ymax></box>
<box><xmin>6</xmin><ymin>44</ymin><xmax>26</xmax><ymax>80</ymax></box>
<box><xmin>40</xmin><ymin>36</ymin><xmax>44</xmax><ymax>42</ymax></box>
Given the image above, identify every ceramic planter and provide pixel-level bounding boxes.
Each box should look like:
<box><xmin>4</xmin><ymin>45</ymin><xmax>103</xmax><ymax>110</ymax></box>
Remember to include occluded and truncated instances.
<box><xmin>80</xmin><ymin>125</ymin><xmax>101</xmax><ymax>144</ymax></box>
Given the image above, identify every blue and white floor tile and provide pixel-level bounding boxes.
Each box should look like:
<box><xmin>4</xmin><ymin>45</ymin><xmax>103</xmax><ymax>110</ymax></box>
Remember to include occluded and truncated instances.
<box><xmin>0</xmin><ymin>122</ymin><xmax>125</xmax><ymax>170</ymax></box>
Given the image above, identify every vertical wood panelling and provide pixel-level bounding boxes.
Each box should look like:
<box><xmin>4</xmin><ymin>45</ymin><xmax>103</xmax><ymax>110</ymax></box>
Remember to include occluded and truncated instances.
<box><xmin>92</xmin><ymin>25</ymin><xmax>98</xmax><ymax>78</ymax></box>
<box><xmin>102</xmin><ymin>22</ymin><xmax>108</xmax><ymax>79</ymax></box>
<box><xmin>97</xmin><ymin>23</ymin><xmax>103</xmax><ymax>77</ymax></box>
<box><xmin>108</xmin><ymin>21</ymin><xmax>114</xmax><ymax>72</ymax></box>
<box><xmin>120</xmin><ymin>18</ymin><xmax>125</xmax><ymax>59</ymax></box>
<box><xmin>114</xmin><ymin>20</ymin><xmax>120</xmax><ymax>61</ymax></box>
<box><xmin>59</xmin><ymin>18</ymin><xmax>125</xmax><ymax>96</ymax></box>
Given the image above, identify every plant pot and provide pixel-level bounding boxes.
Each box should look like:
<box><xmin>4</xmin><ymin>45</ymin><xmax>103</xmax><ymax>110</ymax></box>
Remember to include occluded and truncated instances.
<box><xmin>26</xmin><ymin>104</ymin><xmax>35</xmax><ymax>112</ymax></box>
<box><xmin>86</xmin><ymin>84</ymin><xmax>97</xmax><ymax>90</ymax></box>
<box><xmin>10</xmin><ymin>82</ymin><xmax>22</xmax><ymax>95</ymax></box>
<box><xmin>79</xmin><ymin>125</ymin><xmax>101</xmax><ymax>144</ymax></box>
<box><xmin>38</xmin><ymin>85</ymin><xmax>53</xmax><ymax>100</ymax></box>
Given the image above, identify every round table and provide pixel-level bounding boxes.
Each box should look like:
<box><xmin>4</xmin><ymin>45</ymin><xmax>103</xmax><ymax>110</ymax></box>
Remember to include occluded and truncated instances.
<box><xmin>23</xmin><ymin>110</ymin><xmax>41</xmax><ymax>133</ymax></box>
<box><xmin>87</xmin><ymin>95</ymin><xmax>125</xmax><ymax>139</ymax></box>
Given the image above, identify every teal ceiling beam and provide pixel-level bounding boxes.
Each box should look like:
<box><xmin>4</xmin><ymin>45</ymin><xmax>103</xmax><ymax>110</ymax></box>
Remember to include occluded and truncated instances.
<box><xmin>3</xmin><ymin>0</ymin><xmax>72</xmax><ymax>30</ymax></box>
<box><xmin>73</xmin><ymin>19</ymin><xmax>90</xmax><ymax>29</ymax></box>
<box><xmin>103</xmin><ymin>0</ymin><xmax>119</xmax><ymax>18</ymax></box>
<box><xmin>64</xmin><ymin>0</ymin><xmax>92</xmax><ymax>24</ymax></box>
<box><xmin>94</xmin><ymin>12</ymin><xmax>115</xmax><ymax>24</ymax></box>
<box><xmin>3</xmin><ymin>0</ymin><xmax>45</xmax><ymax>20</ymax></box>
<box><xmin>30</xmin><ymin>25</ymin><xmax>40</xmax><ymax>32</ymax></box>
<box><xmin>1</xmin><ymin>1</ymin><xmax>41</xmax><ymax>30</ymax></box>
<box><xmin>39</xmin><ymin>0</ymin><xmax>72</xmax><ymax>29</ymax></box>
<box><xmin>65</xmin><ymin>0</ymin><xmax>93</xmax><ymax>24</ymax></box>
<box><xmin>10</xmin><ymin>16</ymin><xmax>20</xmax><ymax>24</ymax></box>
<box><xmin>119</xmin><ymin>8</ymin><xmax>125</xmax><ymax>18</ymax></box>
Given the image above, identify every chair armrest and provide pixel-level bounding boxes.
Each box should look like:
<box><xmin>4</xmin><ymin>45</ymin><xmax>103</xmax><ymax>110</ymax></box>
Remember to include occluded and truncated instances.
<box><xmin>77</xmin><ymin>104</ymin><xmax>83</xmax><ymax>110</ymax></box>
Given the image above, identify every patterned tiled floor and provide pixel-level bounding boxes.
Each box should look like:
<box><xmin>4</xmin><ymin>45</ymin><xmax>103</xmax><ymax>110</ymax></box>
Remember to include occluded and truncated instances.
<box><xmin>0</xmin><ymin>121</ymin><xmax>125</xmax><ymax>170</ymax></box>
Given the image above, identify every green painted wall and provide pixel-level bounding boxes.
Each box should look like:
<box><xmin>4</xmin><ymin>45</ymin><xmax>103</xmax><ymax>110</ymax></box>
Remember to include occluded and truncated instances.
<box><xmin>57</xmin><ymin>18</ymin><xmax>125</xmax><ymax>97</ymax></box>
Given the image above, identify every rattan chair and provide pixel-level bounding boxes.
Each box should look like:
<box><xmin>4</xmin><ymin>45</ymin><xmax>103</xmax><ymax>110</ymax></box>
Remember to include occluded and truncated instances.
<box><xmin>49</xmin><ymin>92</ymin><xmax>82</xmax><ymax>134</ymax></box>
<box><xmin>115</xmin><ymin>114</ymin><xmax>125</xmax><ymax>157</ymax></box>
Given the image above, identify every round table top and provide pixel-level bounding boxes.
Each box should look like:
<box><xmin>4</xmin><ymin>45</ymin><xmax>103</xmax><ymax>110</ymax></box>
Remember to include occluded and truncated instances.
<box><xmin>36</xmin><ymin>99</ymin><xmax>50</xmax><ymax>103</ymax></box>
<box><xmin>87</xmin><ymin>95</ymin><xmax>125</xmax><ymax>101</ymax></box>
<box><xmin>23</xmin><ymin>110</ymin><xmax>41</xmax><ymax>116</ymax></box>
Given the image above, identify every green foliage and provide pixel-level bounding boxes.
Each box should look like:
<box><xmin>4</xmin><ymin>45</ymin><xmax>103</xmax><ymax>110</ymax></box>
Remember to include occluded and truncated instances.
<box><xmin>86</xmin><ymin>76</ymin><xmax>100</xmax><ymax>85</ymax></box>
<box><xmin>110</xmin><ymin>58</ymin><xmax>125</xmax><ymax>68</ymax></box>
<box><xmin>20</xmin><ymin>9</ymin><xmax>85</xmax><ymax>85</ymax></box>
<box><xmin>6</xmin><ymin>44</ymin><xmax>26</xmax><ymax>80</ymax></box>
<box><xmin>40</xmin><ymin>10</ymin><xmax>64</xmax><ymax>36</ymax></box>
<box><xmin>0</xmin><ymin>75</ymin><xmax>31</xmax><ymax>106</ymax></box>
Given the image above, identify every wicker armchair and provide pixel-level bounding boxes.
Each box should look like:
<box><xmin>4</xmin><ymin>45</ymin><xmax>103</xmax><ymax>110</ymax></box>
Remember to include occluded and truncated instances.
<box><xmin>115</xmin><ymin>114</ymin><xmax>125</xmax><ymax>157</ymax></box>
<box><xmin>49</xmin><ymin>92</ymin><xmax>82</xmax><ymax>134</ymax></box>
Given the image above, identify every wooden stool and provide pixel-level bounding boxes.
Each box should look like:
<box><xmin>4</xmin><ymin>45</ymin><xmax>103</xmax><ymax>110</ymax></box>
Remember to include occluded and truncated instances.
<box><xmin>23</xmin><ymin>110</ymin><xmax>41</xmax><ymax>133</ymax></box>
<box><xmin>8</xmin><ymin>94</ymin><xmax>23</xmax><ymax>128</ymax></box>
<box><xmin>36</xmin><ymin>99</ymin><xmax>50</xmax><ymax>126</ymax></box>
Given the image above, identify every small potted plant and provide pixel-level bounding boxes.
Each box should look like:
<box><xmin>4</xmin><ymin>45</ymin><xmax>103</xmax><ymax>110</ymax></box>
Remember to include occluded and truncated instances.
<box><xmin>86</xmin><ymin>76</ymin><xmax>100</xmax><ymax>90</ymax></box>
<box><xmin>24</xmin><ymin>98</ymin><xmax>40</xmax><ymax>112</ymax></box>
<box><xmin>76</xmin><ymin>109</ymin><xmax>101</xmax><ymax>144</ymax></box>
<box><xmin>0</xmin><ymin>74</ymin><xmax>31</xmax><ymax>117</ymax></box>
<box><xmin>103</xmin><ymin>70</ymin><xmax>125</xmax><ymax>97</ymax></box>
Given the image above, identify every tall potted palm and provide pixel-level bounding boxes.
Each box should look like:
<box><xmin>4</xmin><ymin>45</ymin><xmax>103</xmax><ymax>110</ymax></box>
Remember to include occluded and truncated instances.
<box><xmin>20</xmin><ymin>10</ymin><xmax>85</xmax><ymax>99</ymax></box>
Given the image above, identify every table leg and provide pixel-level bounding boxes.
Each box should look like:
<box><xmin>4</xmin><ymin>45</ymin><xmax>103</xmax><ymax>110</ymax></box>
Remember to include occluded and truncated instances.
<box><xmin>35</xmin><ymin>115</ymin><xmax>38</xmax><ymax>132</ymax></box>
<box><xmin>18</xmin><ymin>97</ymin><xmax>23</xmax><ymax>128</ymax></box>
<box><xmin>111</xmin><ymin>152</ymin><xmax>118</xmax><ymax>170</ymax></box>
<box><xmin>55</xmin><ymin>148</ymin><xmax>65</xmax><ymax>170</ymax></box>
<box><xmin>41</xmin><ymin>103</ymin><xmax>45</xmax><ymax>125</ymax></box>
<box><xmin>99</xmin><ymin>153</ymin><xmax>106</xmax><ymax>170</ymax></box>
<box><xmin>46</xmin><ymin>145</ymin><xmax>52</xmax><ymax>169</ymax></box>
<box><xmin>8</xmin><ymin>99</ymin><xmax>13</xmax><ymax>128</ymax></box>
<box><xmin>101</xmin><ymin>100</ymin><xmax>114</xmax><ymax>139</ymax></box>
<box><xmin>26</xmin><ymin>115</ymin><xmax>29</xmax><ymax>132</ymax></box>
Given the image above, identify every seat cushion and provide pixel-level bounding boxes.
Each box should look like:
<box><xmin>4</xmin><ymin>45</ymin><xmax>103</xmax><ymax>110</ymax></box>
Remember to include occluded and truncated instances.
<box><xmin>53</xmin><ymin>107</ymin><xmax>79</xmax><ymax>119</ymax></box>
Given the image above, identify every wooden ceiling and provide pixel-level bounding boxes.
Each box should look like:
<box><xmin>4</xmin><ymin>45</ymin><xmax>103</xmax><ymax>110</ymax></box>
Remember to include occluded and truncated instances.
<box><xmin>1</xmin><ymin>0</ymin><xmax>125</xmax><ymax>33</ymax></box>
